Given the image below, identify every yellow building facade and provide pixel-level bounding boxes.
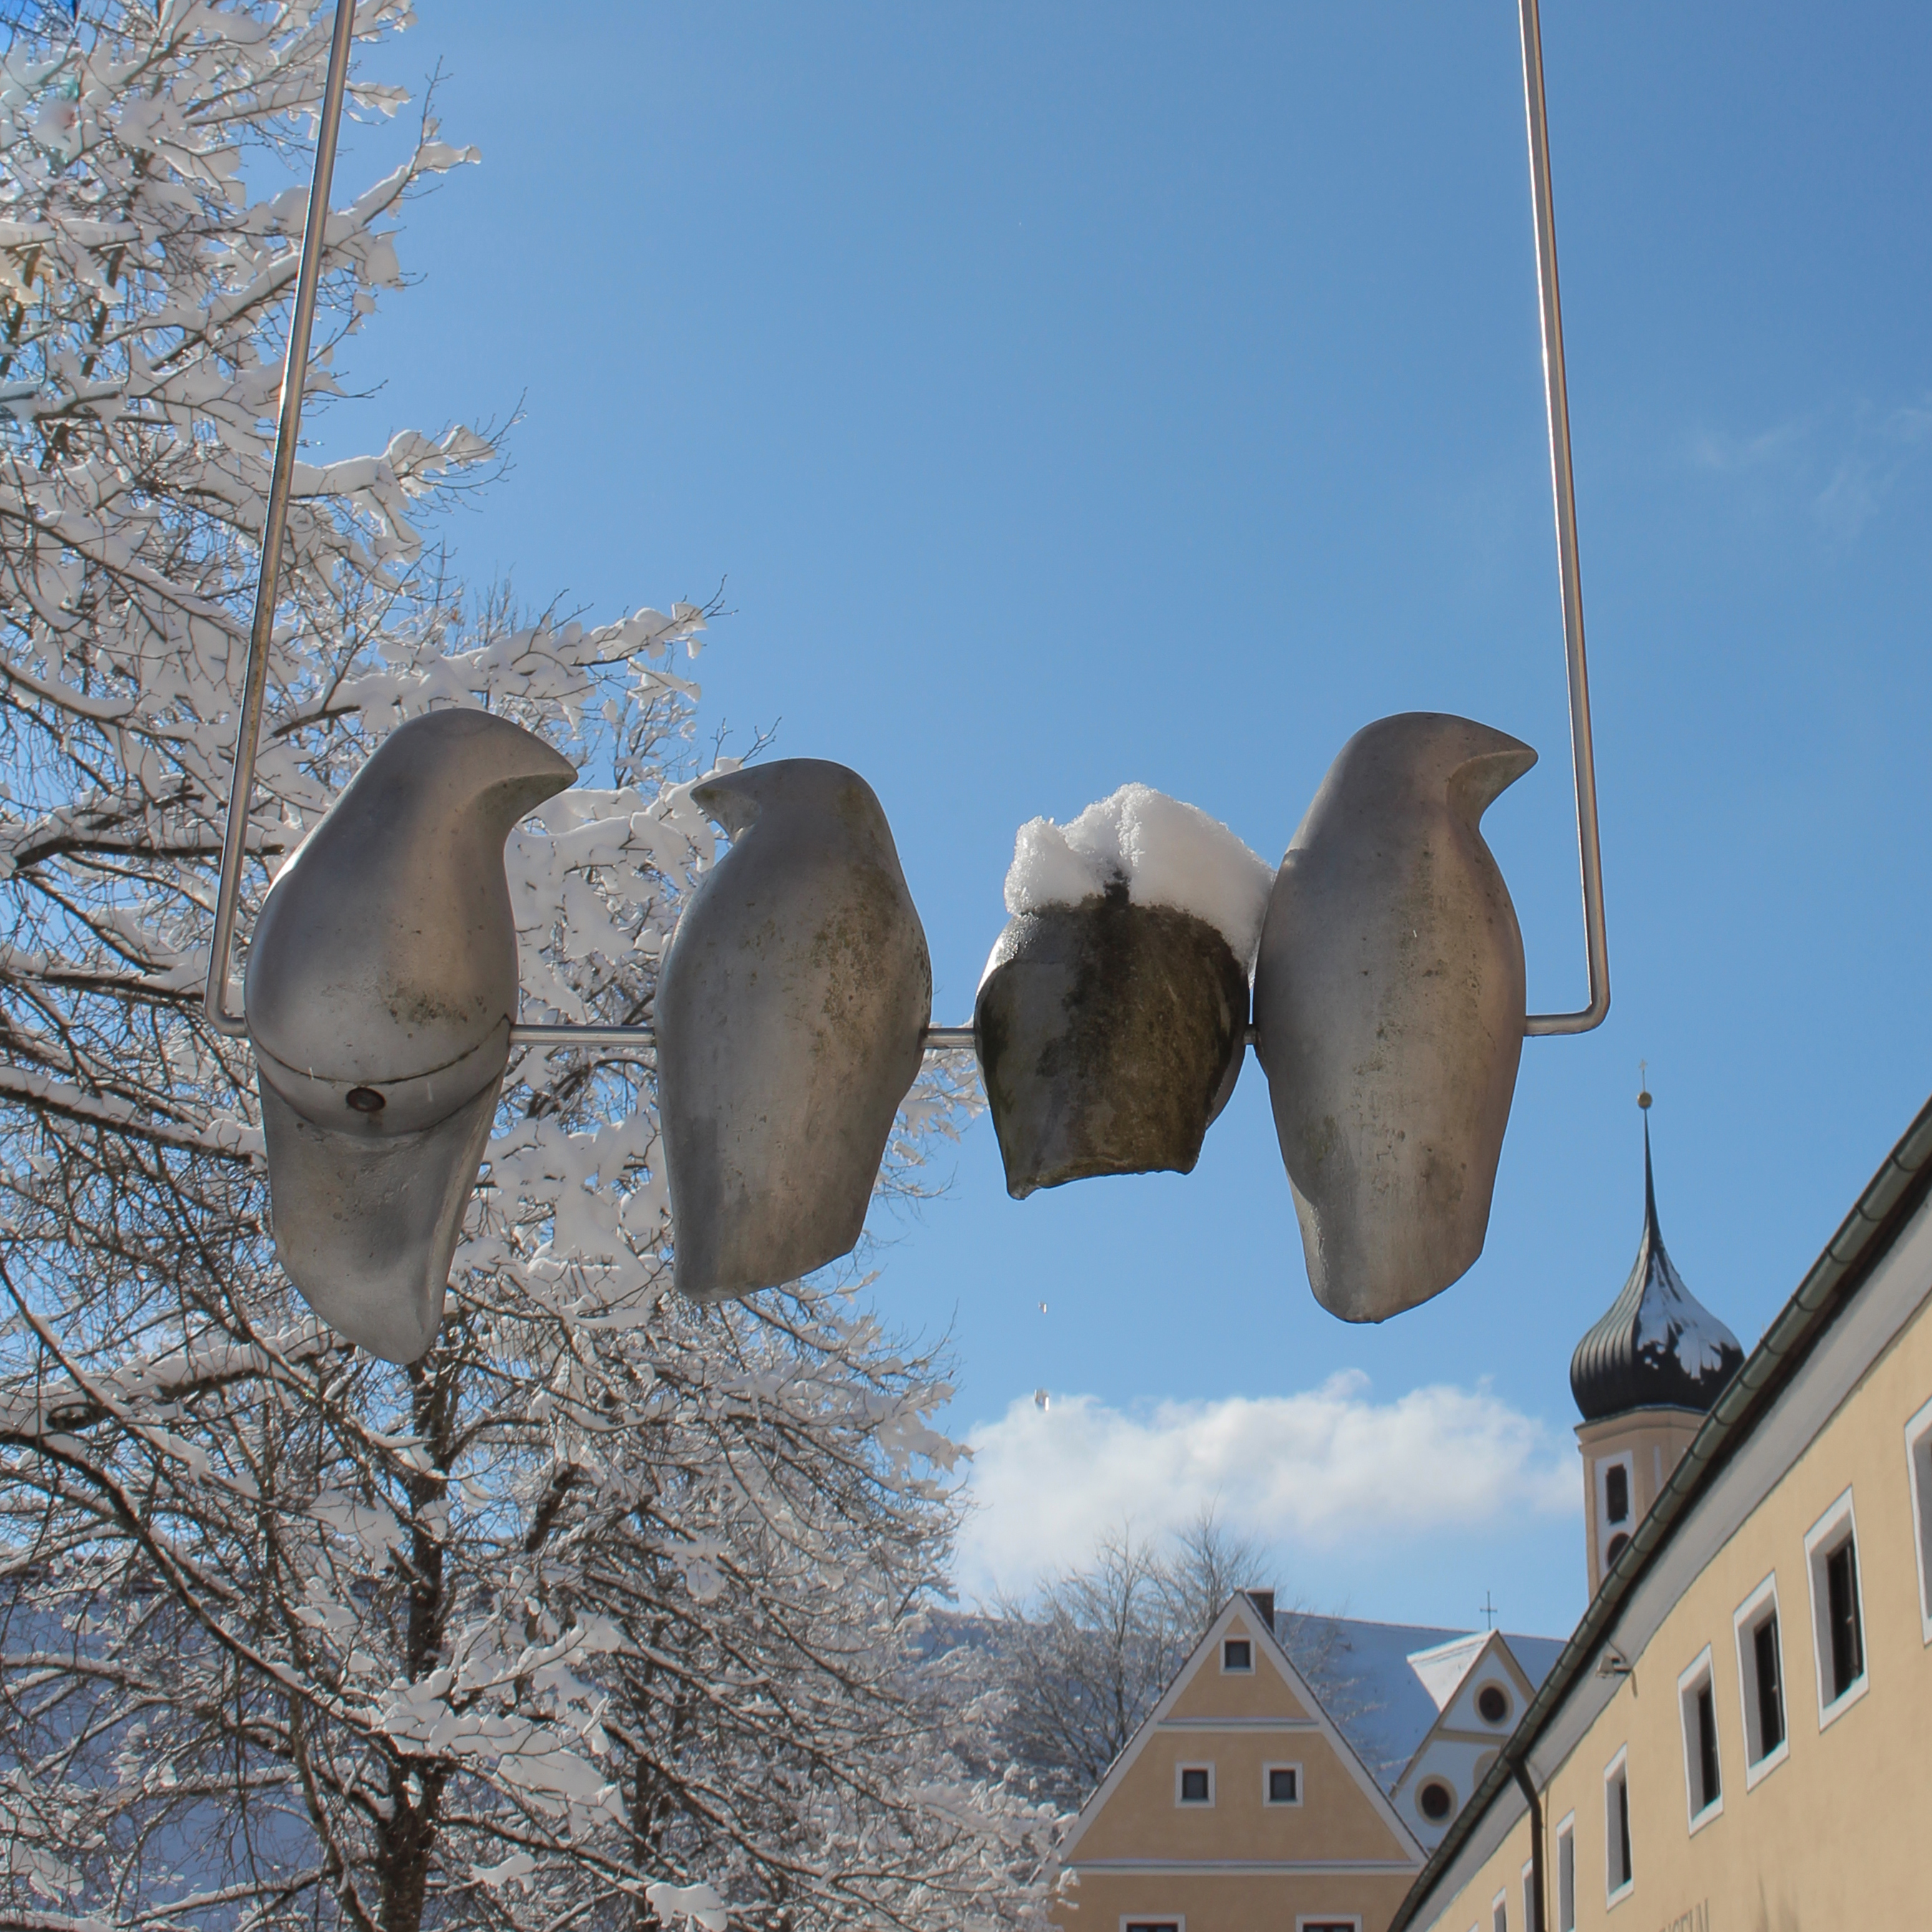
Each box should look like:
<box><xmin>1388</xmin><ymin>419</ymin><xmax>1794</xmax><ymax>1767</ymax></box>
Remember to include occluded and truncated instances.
<box><xmin>1052</xmin><ymin>1598</ymin><xmax>1567</xmax><ymax>1931</ymax></box>
<box><xmin>1392</xmin><ymin>1094</ymin><xmax>1932</xmax><ymax>1932</ymax></box>
<box><xmin>1054</xmin><ymin>1596</ymin><xmax>1424</xmax><ymax>1932</ymax></box>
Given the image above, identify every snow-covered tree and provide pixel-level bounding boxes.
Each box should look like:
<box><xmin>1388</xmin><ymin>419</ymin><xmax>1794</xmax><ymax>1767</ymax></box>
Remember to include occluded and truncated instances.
<box><xmin>0</xmin><ymin>4</ymin><xmax>1054</xmax><ymax>1927</ymax></box>
<box><xmin>986</xmin><ymin>1510</ymin><xmax>1298</xmax><ymax>1809</ymax></box>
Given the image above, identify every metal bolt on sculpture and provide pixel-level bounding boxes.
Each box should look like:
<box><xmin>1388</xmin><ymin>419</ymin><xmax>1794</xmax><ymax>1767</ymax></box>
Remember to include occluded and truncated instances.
<box><xmin>205</xmin><ymin>0</ymin><xmax>1607</xmax><ymax>1361</ymax></box>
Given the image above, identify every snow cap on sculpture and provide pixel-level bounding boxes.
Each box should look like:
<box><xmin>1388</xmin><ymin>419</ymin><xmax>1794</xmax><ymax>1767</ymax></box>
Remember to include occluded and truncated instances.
<box><xmin>976</xmin><ymin>784</ymin><xmax>1273</xmax><ymax>1197</ymax></box>
<box><xmin>246</xmin><ymin>709</ymin><xmax>577</xmax><ymax>1364</ymax></box>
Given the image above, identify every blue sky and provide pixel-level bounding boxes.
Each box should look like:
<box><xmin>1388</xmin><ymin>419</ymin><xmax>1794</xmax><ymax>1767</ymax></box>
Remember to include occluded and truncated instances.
<box><xmin>316</xmin><ymin>2</ymin><xmax>1932</xmax><ymax>1639</ymax></box>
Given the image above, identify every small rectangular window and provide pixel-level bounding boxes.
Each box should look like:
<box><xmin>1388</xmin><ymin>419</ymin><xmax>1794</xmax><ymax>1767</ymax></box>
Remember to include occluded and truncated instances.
<box><xmin>1520</xmin><ymin>1860</ymin><xmax>1535</xmax><ymax>1932</ymax></box>
<box><xmin>1903</xmin><ymin>1396</ymin><xmax>1932</xmax><ymax>1644</ymax></box>
<box><xmin>1604</xmin><ymin>1748</ymin><xmax>1633</xmax><ymax>1901</ymax></box>
<box><xmin>1264</xmin><ymin>1762</ymin><xmax>1301</xmax><ymax>1805</ymax></box>
<box><xmin>1696</xmin><ymin>1684</ymin><xmax>1720</xmax><ymax>1804</ymax></box>
<box><xmin>1491</xmin><ymin>1893</ymin><xmax>1507</xmax><ymax>1932</ymax></box>
<box><xmin>1805</xmin><ymin>1489</ymin><xmax>1868</xmax><ymax>1724</ymax></box>
<box><xmin>1676</xmin><ymin>1647</ymin><xmax>1722</xmax><ymax>1828</ymax></box>
<box><xmin>1733</xmin><ymin>1576</ymin><xmax>1787</xmax><ymax>1783</ymax></box>
<box><xmin>1176</xmin><ymin>1763</ymin><xmax>1213</xmax><ymax>1806</ymax></box>
<box><xmin>1594</xmin><ymin>1452</ymin><xmax>1638</xmax><ymax>1581</ymax></box>
<box><xmin>1221</xmin><ymin>1637</ymin><xmax>1253</xmax><ymax>1673</ymax></box>
<box><xmin>1125</xmin><ymin>1923</ymin><xmax>1181</xmax><ymax>1932</ymax></box>
<box><xmin>1604</xmin><ymin>1461</ymin><xmax>1630</xmax><ymax>1525</ymax></box>
<box><xmin>1555</xmin><ymin>1812</ymin><xmax>1576</xmax><ymax>1932</ymax></box>
<box><xmin>1752</xmin><ymin>1620</ymin><xmax>1783</xmax><ymax>1748</ymax></box>
<box><xmin>1826</xmin><ymin>1542</ymin><xmax>1862</xmax><ymax>1694</ymax></box>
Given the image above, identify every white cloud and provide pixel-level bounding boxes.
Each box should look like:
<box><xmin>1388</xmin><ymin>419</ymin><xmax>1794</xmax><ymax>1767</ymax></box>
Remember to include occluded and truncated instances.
<box><xmin>1687</xmin><ymin>395</ymin><xmax>1932</xmax><ymax>542</ymax></box>
<box><xmin>954</xmin><ymin>1371</ymin><xmax>1576</xmax><ymax>1601</ymax></box>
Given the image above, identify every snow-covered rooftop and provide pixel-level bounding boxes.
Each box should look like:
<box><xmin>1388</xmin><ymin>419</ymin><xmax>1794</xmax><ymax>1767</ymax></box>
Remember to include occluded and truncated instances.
<box><xmin>1276</xmin><ymin>1612</ymin><xmax>1565</xmax><ymax>1792</ymax></box>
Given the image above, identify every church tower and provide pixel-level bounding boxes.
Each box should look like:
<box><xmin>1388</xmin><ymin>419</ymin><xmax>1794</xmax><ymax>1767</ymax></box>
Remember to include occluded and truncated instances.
<box><xmin>1571</xmin><ymin>1092</ymin><xmax>1744</xmax><ymax>1596</ymax></box>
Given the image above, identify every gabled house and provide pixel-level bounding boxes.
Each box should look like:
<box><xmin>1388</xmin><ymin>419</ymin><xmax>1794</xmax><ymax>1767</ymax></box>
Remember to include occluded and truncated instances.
<box><xmin>1054</xmin><ymin>1591</ymin><xmax>1564</xmax><ymax>1932</ymax></box>
<box><xmin>1389</xmin><ymin>1628</ymin><xmax>1550</xmax><ymax>1851</ymax></box>
<box><xmin>1055</xmin><ymin>1591</ymin><xmax>1420</xmax><ymax>1932</ymax></box>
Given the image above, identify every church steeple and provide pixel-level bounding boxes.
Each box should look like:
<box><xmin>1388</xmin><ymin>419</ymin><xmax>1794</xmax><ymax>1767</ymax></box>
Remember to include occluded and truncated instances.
<box><xmin>1571</xmin><ymin>1086</ymin><xmax>1744</xmax><ymax>1595</ymax></box>
<box><xmin>1571</xmin><ymin>1105</ymin><xmax>1744</xmax><ymax>1423</ymax></box>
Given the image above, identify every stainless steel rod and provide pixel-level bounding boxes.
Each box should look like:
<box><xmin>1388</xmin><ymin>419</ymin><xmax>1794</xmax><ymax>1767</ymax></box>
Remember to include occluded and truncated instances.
<box><xmin>505</xmin><ymin>1021</ymin><xmax>1266</xmax><ymax>1055</ymax></box>
<box><xmin>202</xmin><ymin>0</ymin><xmax>359</xmax><ymax>1039</ymax></box>
<box><xmin>1518</xmin><ymin>0</ymin><xmax>1611</xmax><ymax>1038</ymax></box>
<box><xmin>507</xmin><ymin>1021</ymin><xmax>986</xmax><ymax>1053</ymax></box>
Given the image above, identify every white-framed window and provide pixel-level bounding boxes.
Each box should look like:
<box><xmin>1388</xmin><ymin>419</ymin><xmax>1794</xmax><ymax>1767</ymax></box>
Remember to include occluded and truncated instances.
<box><xmin>1906</xmin><ymin>1395</ymin><xmax>1932</xmax><ymax>1645</ymax></box>
<box><xmin>1596</xmin><ymin>1450</ymin><xmax>1636</xmax><ymax>1571</ymax></box>
<box><xmin>1491</xmin><ymin>1889</ymin><xmax>1508</xmax><ymax>1932</ymax></box>
<box><xmin>1520</xmin><ymin>1859</ymin><xmax>1535</xmax><ymax>1932</ymax></box>
<box><xmin>1174</xmin><ymin>1762</ymin><xmax>1214</xmax><ymax>1807</ymax></box>
<box><xmin>1732</xmin><ymin>1572</ymin><xmax>1788</xmax><ymax>1786</ymax></box>
<box><xmin>1603</xmin><ymin>1745</ymin><xmax>1634</xmax><ymax>1905</ymax></box>
<box><xmin>1263</xmin><ymin>1761</ymin><xmax>1303</xmax><ymax>1806</ymax></box>
<box><xmin>1122</xmin><ymin>1919</ymin><xmax>1183</xmax><ymax>1932</ymax></box>
<box><xmin>1220</xmin><ymin>1636</ymin><xmax>1253</xmax><ymax>1674</ymax></box>
<box><xmin>1415</xmin><ymin>1774</ymin><xmax>1457</xmax><ymax>1825</ymax></box>
<box><xmin>1475</xmin><ymin>1679</ymin><xmax>1513</xmax><ymax>1727</ymax></box>
<box><xmin>1676</xmin><ymin>1645</ymin><xmax>1723</xmax><ymax>1830</ymax></box>
<box><xmin>1804</xmin><ymin>1487</ymin><xmax>1868</xmax><ymax>1724</ymax></box>
<box><xmin>1295</xmin><ymin>1919</ymin><xmax>1362</xmax><ymax>1932</ymax></box>
<box><xmin>1555</xmin><ymin>1810</ymin><xmax>1577</xmax><ymax>1932</ymax></box>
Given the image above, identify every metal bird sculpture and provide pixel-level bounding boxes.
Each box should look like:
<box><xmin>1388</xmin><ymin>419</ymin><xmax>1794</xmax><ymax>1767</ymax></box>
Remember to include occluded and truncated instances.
<box><xmin>656</xmin><ymin>759</ymin><xmax>932</xmax><ymax>1303</ymax></box>
<box><xmin>245</xmin><ymin>709</ymin><xmax>577</xmax><ymax>1362</ymax></box>
<box><xmin>1253</xmin><ymin>712</ymin><xmax>1536</xmax><ymax>1321</ymax></box>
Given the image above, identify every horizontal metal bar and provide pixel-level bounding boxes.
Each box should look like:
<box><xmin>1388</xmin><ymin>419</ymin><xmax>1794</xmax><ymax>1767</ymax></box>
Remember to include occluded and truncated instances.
<box><xmin>506</xmin><ymin>1020</ymin><xmax>988</xmax><ymax>1054</ymax></box>
<box><xmin>508</xmin><ymin>1024</ymin><xmax>659</xmax><ymax>1049</ymax></box>
<box><xmin>505</xmin><ymin>1020</ymin><xmax>1269</xmax><ymax>1054</ymax></box>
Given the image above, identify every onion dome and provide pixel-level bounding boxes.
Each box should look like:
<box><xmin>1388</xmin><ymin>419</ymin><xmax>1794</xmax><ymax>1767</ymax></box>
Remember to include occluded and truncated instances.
<box><xmin>1571</xmin><ymin>1102</ymin><xmax>1744</xmax><ymax>1422</ymax></box>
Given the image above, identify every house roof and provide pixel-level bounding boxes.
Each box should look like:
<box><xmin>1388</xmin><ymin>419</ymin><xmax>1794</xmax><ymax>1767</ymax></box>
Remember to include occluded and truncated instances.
<box><xmin>1388</xmin><ymin>1087</ymin><xmax>1932</xmax><ymax>1932</ymax></box>
<box><xmin>1276</xmin><ymin>1613</ymin><xmax>1565</xmax><ymax>1793</ymax></box>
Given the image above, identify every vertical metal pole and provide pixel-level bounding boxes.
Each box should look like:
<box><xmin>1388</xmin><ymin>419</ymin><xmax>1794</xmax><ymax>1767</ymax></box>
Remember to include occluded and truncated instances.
<box><xmin>203</xmin><ymin>0</ymin><xmax>359</xmax><ymax>1037</ymax></box>
<box><xmin>1518</xmin><ymin>0</ymin><xmax>1611</xmax><ymax>1037</ymax></box>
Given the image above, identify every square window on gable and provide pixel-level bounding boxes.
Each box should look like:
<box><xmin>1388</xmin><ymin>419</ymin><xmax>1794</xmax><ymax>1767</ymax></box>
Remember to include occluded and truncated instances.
<box><xmin>1176</xmin><ymin>1763</ymin><xmax>1213</xmax><ymax>1806</ymax></box>
<box><xmin>1221</xmin><ymin>1637</ymin><xmax>1253</xmax><ymax>1673</ymax></box>
<box><xmin>1264</xmin><ymin>1762</ymin><xmax>1301</xmax><ymax>1805</ymax></box>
